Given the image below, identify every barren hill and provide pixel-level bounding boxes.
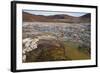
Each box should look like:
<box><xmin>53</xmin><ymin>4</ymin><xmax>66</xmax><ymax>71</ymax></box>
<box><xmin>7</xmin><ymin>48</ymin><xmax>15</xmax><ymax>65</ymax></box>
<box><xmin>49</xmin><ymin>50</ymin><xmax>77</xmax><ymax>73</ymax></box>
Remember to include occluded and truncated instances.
<box><xmin>23</xmin><ymin>12</ymin><xmax>91</xmax><ymax>23</ymax></box>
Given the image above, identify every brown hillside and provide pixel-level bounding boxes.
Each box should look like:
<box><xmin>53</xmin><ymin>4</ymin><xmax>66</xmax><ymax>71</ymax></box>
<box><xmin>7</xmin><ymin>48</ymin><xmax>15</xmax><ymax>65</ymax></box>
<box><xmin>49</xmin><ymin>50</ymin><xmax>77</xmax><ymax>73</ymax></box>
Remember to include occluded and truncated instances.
<box><xmin>23</xmin><ymin>12</ymin><xmax>91</xmax><ymax>23</ymax></box>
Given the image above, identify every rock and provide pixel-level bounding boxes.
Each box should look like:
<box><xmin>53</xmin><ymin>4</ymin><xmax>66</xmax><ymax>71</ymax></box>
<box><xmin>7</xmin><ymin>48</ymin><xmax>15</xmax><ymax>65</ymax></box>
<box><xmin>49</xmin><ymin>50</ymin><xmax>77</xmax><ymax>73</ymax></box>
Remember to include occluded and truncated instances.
<box><xmin>22</xmin><ymin>36</ymin><xmax>66</xmax><ymax>62</ymax></box>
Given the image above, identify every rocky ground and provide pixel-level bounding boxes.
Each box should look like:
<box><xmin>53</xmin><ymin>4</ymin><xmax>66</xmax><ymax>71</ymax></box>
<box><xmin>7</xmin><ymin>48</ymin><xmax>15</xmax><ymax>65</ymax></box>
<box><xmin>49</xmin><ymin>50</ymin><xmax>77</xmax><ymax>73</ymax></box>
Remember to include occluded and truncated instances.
<box><xmin>22</xmin><ymin>22</ymin><xmax>91</xmax><ymax>63</ymax></box>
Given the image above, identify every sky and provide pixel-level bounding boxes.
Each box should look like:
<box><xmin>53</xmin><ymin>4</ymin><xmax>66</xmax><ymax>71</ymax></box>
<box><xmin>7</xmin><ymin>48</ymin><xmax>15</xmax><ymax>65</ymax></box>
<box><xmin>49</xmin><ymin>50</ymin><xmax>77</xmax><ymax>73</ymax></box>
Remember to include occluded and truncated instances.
<box><xmin>23</xmin><ymin>10</ymin><xmax>87</xmax><ymax>17</ymax></box>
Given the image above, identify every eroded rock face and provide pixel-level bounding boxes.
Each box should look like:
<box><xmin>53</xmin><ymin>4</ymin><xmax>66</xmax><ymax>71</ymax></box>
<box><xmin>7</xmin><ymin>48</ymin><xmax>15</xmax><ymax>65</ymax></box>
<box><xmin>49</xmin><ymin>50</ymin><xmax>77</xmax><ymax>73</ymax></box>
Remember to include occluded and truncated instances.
<box><xmin>22</xmin><ymin>36</ymin><xmax>66</xmax><ymax>62</ymax></box>
<box><xmin>22</xmin><ymin>38</ymin><xmax>39</xmax><ymax>62</ymax></box>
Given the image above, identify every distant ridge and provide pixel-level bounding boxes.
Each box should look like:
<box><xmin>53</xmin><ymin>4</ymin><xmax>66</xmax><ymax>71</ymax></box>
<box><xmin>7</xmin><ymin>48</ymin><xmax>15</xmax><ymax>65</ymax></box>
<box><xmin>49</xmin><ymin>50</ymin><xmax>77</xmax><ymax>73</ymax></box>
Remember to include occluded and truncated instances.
<box><xmin>81</xmin><ymin>13</ymin><xmax>91</xmax><ymax>18</ymax></box>
<box><xmin>23</xmin><ymin>12</ymin><xmax>91</xmax><ymax>23</ymax></box>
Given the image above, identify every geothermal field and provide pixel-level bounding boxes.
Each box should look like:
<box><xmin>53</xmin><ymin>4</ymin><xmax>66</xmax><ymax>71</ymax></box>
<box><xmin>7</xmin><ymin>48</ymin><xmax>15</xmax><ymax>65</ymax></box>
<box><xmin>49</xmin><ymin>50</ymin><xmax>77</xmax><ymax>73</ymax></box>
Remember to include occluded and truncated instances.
<box><xmin>22</xmin><ymin>11</ymin><xmax>91</xmax><ymax>63</ymax></box>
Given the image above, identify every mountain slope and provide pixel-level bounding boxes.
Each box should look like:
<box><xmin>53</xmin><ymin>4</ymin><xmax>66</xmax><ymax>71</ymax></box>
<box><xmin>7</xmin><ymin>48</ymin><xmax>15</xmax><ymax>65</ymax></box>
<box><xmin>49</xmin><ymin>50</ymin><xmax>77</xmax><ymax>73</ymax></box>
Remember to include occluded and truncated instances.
<box><xmin>23</xmin><ymin>12</ymin><xmax>91</xmax><ymax>23</ymax></box>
